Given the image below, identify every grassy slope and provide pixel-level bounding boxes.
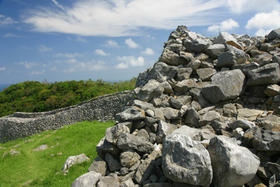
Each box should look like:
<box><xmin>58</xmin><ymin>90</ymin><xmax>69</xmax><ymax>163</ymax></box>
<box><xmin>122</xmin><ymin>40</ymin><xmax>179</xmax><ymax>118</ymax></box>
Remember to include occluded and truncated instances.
<box><xmin>0</xmin><ymin>121</ymin><xmax>113</xmax><ymax>187</ymax></box>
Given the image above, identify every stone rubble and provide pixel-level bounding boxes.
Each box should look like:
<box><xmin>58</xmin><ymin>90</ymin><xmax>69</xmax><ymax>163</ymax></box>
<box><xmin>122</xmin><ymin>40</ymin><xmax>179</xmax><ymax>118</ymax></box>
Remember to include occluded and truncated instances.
<box><xmin>72</xmin><ymin>26</ymin><xmax>280</xmax><ymax>187</ymax></box>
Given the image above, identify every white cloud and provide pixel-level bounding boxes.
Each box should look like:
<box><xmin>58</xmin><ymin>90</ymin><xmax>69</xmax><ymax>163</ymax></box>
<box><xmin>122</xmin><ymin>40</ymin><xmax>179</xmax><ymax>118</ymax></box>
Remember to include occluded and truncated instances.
<box><xmin>95</xmin><ymin>49</ymin><xmax>109</xmax><ymax>56</ymax></box>
<box><xmin>19</xmin><ymin>61</ymin><xmax>36</xmax><ymax>69</ymax></box>
<box><xmin>31</xmin><ymin>70</ymin><xmax>45</xmax><ymax>75</ymax></box>
<box><xmin>39</xmin><ymin>45</ymin><xmax>52</xmax><ymax>52</ymax></box>
<box><xmin>142</xmin><ymin>48</ymin><xmax>155</xmax><ymax>55</ymax></box>
<box><xmin>64</xmin><ymin>60</ymin><xmax>106</xmax><ymax>73</ymax></box>
<box><xmin>0</xmin><ymin>14</ymin><xmax>17</xmax><ymax>25</ymax></box>
<box><xmin>54</xmin><ymin>52</ymin><xmax>82</xmax><ymax>58</ymax></box>
<box><xmin>3</xmin><ymin>33</ymin><xmax>20</xmax><ymax>38</ymax></box>
<box><xmin>116</xmin><ymin>56</ymin><xmax>145</xmax><ymax>69</ymax></box>
<box><xmin>207</xmin><ymin>19</ymin><xmax>239</xmax><ymax>33</ymax></box>
<box><xmin>105</xmin><ymin>40</ymin><xmax>119</xmax><ymax>48</ymax></box>
<box><xmin>125</xmin><ymin>38</ymin><xmax>139</xmax><ymax>48</ymax></box>
<box><xmin>246</xmin><ymin>10</ymin><xmax>280</xmax><ymax>36</ymax></box>
<box><xmin>51</xmin><ymin>0</ymin><xmax>65</xmax><ymax>10</ymax></box>
<box><xmin>24</xmin><ymin>0</ymin><xmax>225</xmax><ymax>36</ymax></box>
<box><xmin>227</xmin><ymin>0</ymin><xmax>280</xmax><ymax>14</ymax></box>
<box><xmin>0</xmin><ymin>67</ymin><xmax>6</xmax><ymax>71</ymax></box>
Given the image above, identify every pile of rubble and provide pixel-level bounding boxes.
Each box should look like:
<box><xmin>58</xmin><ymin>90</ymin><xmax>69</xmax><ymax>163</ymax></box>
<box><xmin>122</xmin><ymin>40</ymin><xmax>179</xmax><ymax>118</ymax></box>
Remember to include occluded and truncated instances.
<box><xmin>72</xmin><ymin>26</ymin><xmax>280</xmax><ymax>187</ymax></box>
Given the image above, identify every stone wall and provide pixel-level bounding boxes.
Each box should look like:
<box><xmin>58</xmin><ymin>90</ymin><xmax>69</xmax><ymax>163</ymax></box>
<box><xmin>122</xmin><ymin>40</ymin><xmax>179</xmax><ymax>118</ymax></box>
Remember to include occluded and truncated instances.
<box><xmin>0</xmin><ymin>91</ymin><xmax>135</xmax><ymax>143</ymax></box>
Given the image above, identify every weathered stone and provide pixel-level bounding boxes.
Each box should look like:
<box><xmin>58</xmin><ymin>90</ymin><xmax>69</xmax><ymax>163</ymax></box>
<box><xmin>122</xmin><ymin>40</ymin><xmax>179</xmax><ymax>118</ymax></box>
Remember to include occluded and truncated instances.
<box><xmin>214</xmin><ymin>32</ymin><xmax>243</xmax><ymax>50</ymax></box>
<box><xmin>160</xmin><ymin>107</ymin><xmax>180</xmax><ymax>121</ymax></box>
<box><xmin>62</xmin><ymin>154</ymin><xmax>90</xmax><ymax>174</ymax></box>
<box><xmin>159</xmin><ymin>48</ymin><xmax>186</xmax><ymax>66</ymax></box>
<box><xmin>97</xmin><ymin>175</ymin><xmax>120</xmax><ymax>187</ymax></box>
<box><xmin>121</xmin><ymin>178</ymin><xmax>137</xmax><ymax>187</ymax></box>
<box><xmin>105</xmin><ymin>153</ymin><xmax>121</xmax><ymax>172</ymax></box>
<box><xmin>183</xmin><ymin>31</ymin><xmax>212</xmax><ymax>53</ymax></box>
<box><xmin>138</xmin><ymin>79</ymin><xmax>164</xmax><ymax>102</ymax></box>
<box><xmin>267</xmin><ymin>28</ymin><xmax>280</xmax><ymax>41</ymax></box>
<box><xmin>169</xmin><ymin>95</ymin><xmax>192</xmax><ymax>109</ymax></box>
<box><xmin>105</xmin><ymin>123</ymin><xmax>130</xmax><ymax>144</ymax></box>
<box><xmin>247</xmin><ymin>63</ymin><xmax>280</xmax><ymax>86</ymax></box>
<box><xmin>143</xmin><ymin>183</ymin><xmax>172</xmax><ymax>187</ymax></box>
<box><xmin>264</xmin><ymin>84</ymin><xmax>280</xmax><ymax>96</ymax></box>
<box><xmin>229</xmin><ymin>120</ymin><xmax>256</xmax><ymax>131</ymax></box>
<box><xmin>176</xmin><ymin>67</ymin><xmax>193</xmax><ymax>81</ymax></box>
<box><xmin>88</xmin><ymin>157</ymin><xmax>107</xmax><ymax>176</ymax></box>
<box><xmin>134</xmin><ymin>148</ymin><xmax>162</xmax><ymax>184</ymax></box>
<box><xmin>96</xmin><ymin>138</ymin><xmax>120</xmax><ymax>158</ymax></box>
<box><xmin>133</xmin><ymin>100</ymin><xmax>154</xmax><ymax>111</ymax></box>
<box><xmin>136</xmin><ymin>129</ymin><xmax>150</xmax><ymax>141</ymax></box>
<box><xmin>183</xmin><ymin>107</ymin><xmax>200</xmax><ymax>127</ymax></box>
<box><xmin>237</xmin><ymin>108</ymin><xmax>264</xmax><ymax>121</ymax></box>
<box><xmin>199</xmin><ymin>111</ymin><xmax>221</xmax><ymax>126</ymax></box>
<box><xmin>208</xmin><ymin>136</ymin><xmax>260</xmax><ymax>187</ymax></box>
<box><xmin>173</xmin><ymin>79</ymin><xmax>197</xmax><ymax>94</ymax></box>
<box><xmin>205</xmin><ymin>44</ymin><xmax>226</xmax><ymax>58</ymax></box>
<box><xmin>120</xmin><ymin>151</ymin><xmax>141</xmax><ymax>168</ymax></box>
<box><xmin>256</xmin><ymin>115</ymin><xmax>280</xmax><ymax>131</ymax></box>
<box><xmin>217</xmin><ymin>49</ymin><xmax>246</xmax><ymax>68</ymax></box>
<box><xmin>117</xmin><ymin>133</ymin><xmax>154</xmax><ymax>154</ymax></box>
<box><xmin>116</xmin><ymin>107</ymin><xmax>145</xmax><ymax>122</ymax></box>
<box><xmin>157</xmin><ymin>121</ymin><xmax>177</xmax><ymax>143</ymax></box>
<box><xmin>196</xmin><ymin>68</ymin><xmax>216</xmax><ymax>81</ymax></box>
<box><xmin>162</xmin><ymin>130</ymin><xmax>213</xmax><ymax>186</ymax></box>
<box><xmin>223</xmin><ymin>103</ymin><xmax>237</xmax><ymax>117</ymax></box>
<box><xmin>71</xmin><ymin>171</ymin><xmax>101</xmax><ymax>187</ymax></box>
<box><xmin>33</xmin><ymin>144</ymin><xmax>48</xmax><ymax>152</ymax></box>
<box><xmin>171</xmin><ymin>126</ymin><xmax>216</xmax><ymax>142</ymax></box>
<box><xmin>201</xmin><ymin>69</ymin><xmax>245</xmax><ymax>103</ymax></box>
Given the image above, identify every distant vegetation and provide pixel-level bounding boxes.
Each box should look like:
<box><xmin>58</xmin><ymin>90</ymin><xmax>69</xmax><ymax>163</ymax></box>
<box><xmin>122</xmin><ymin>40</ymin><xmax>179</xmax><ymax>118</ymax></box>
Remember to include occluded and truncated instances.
<box><xmin>0</xmin><ymin>79</ymin><xmax>136</xmax><ymax>117</ymax></box>
<box><xmin>0</xmin><ymin>121</ymin><xmax>113</xmax><ymax>186</ymax></box>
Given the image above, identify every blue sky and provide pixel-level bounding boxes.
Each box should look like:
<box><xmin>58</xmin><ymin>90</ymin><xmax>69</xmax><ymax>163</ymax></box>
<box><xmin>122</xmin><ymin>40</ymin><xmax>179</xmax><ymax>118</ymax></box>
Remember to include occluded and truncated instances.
<box><xmin>0</xmin><ymin>0</ymin><xmax>280</xmax><ymax>84</ymax></box>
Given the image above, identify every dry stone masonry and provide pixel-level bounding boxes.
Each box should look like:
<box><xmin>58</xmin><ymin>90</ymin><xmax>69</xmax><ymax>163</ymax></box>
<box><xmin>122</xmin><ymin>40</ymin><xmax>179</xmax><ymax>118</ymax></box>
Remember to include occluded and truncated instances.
<box><xmin>73</xmin><ymin>26</ymin><xmax>279</xmax><ymax>186</ymax></box>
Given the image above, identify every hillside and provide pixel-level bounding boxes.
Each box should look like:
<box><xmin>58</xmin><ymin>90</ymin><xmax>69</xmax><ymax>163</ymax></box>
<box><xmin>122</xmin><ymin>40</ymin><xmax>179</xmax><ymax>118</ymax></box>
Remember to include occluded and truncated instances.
<box><xmin>0</xmin><ymin>79</ymin><xmax>136</xmax><ymax>117</ymax></box>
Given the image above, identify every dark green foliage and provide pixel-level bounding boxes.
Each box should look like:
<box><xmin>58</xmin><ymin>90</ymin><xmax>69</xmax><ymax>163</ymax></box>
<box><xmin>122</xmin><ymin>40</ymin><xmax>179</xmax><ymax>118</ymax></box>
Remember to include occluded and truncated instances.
<box><xmin>0</xmin><ymin>79</ymin><xmax>136</xmax><ymax>117</ymax></box>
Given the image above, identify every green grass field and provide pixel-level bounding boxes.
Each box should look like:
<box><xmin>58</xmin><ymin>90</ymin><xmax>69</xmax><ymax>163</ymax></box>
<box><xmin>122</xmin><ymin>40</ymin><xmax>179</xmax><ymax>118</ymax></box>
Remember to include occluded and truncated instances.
<box><xmin>0</xmin><ymin>121</ymin><xmax>114</xmax><ymax>187</ymax></box>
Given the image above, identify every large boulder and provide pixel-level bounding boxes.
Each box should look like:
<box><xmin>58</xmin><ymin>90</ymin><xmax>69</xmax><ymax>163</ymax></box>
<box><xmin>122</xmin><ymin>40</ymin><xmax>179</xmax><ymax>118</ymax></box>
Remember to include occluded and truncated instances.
<box><xmin>97</xmin><ymin>175</ymin><xmax>120</xmax><ymax>187</ymax></box>
<box><xmin>105</xmin><ymin>123</ymin><xmax>130</xmax><ymax>144</ymax></box>
<box><xmin>159</xmin><ymin>48</ymin><xmax>186</xmax><ymax>66</ymax></box>
<box><xmin>71</xmin><ymin>171</ymin><xmax>101</xmax><ymax>187</ymax></box>
<box><xmin>201</xmin><ymin>69</ymin><xmax>245</xmax><ymax>103</ymax></box>
<box><xmin>137</xmin><ymin>79</ymin><xmax>164</xmax><ymax>102</ymax></box>
<box><xmin>214</xmin><ymin>32</ymin><xmax>243</xmax><ymax>50</ymax></box>
<box><xmin>183</xmin><ymin>31</ymin><xmax>212</xmax><ymax>53</ymax></box>
<box><xmin>207</xmin><ymin>136</ymin><xmax>260</xmax><ymax>187</ymax></box>
<box><xmin>88</xmin><ymin>157</ymin><xmax>107</xmax><ymax>176</ymax></box>
<box><xmin>162</xmin><ymin>129</ymin><xmax>213</xmax><ymax>186</ymax></box>
<box><xmin>205</xmin><ymin>44</ymin><xmax>226</xmax><ymax>58</ymax></box>
<box><xmin>267</xmin><ymin>28</ymin><xmax>280</xmax><ymax>41</ymax></box>
<box><xmin>247</xmin><ymin>63</ymin><xmax>280</xmax><ymax>86</ymax></box>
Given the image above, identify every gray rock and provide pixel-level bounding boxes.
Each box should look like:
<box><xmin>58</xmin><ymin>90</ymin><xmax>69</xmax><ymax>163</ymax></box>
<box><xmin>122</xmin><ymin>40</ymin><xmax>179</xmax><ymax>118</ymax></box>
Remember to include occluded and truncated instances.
<box><xmin>196</xmin><ymin>68</ymin><xmax>216</xmax><ymax>81</ymax></box>
<box><xmin>199</xmin><ymin>111</ymin><xmax>221</xmax><ymax>126</ymax></box>
<box><xmin>157</xmin><ymin>120</ymin><xmax>177</xmax><ymax>143</ymax></box>
<box><xmin>160</xmin><ymin>107</ymin><xmax>180</xmax><ymax>121</ymax></box>
<box><xmin>138</xmin><ymin>80</ymin><xmax>164</xmax><ymax>102</ymax></box>
<box><xmin>208</xmin><ymin>136</ymin><xmax>260</xmax><ymax>187</ymax></box>
<box><xmin>183</xmin><ymin>107</ymin><xmax>200</xmax><ymax>127</ymax></box>
<box><xmin>162</xmin><ymin>130</ymin><xmax>213</xmax><ymax>186</ymax></box>
<box><xmin>176</xmin><ymin>67</ymin><xmax>193</xmax><ymax>81</ymax></box>
<box><xmin>105</xmin><ymin>123</ymin><xmax>130</xmax><ymax>144</ymax></box>
<box><xmin>205</xmin><ymin>44</ymin><xmax>226</xmax><ymax>58</ymax></box>
<box><xmin>183</xmin><ymin>31</ymin><xmax>212</xmax><ymax>53</ymax></box>
<box><xmin>97</xmin><ymin>175</ymin><xmax>120</xmax><ymax>187</ymax></box>
<box><xmin>32</xmin><ymin>144</ymin><xmax>48</xmax><ymax>152</ymax></box>
<box><xmin>121</xmin><ymin>178</ymin><xmax>137</xmax><ymax>187</ymax></box>
<box><xmin>229</xmin><ymin>120</ymin><xmax>255</xmax><ymax>131</ymax></box>
<box><xmin>169</xmin><ymin>95</ymin><xmax>192</xmax><ymax>109</ymax></box>
<box><xmin>171</xmin><ymin>126</ymin><xmax>216</xmax><ymax>142</ymax></box>
<box><xmin>247</xmin><ymin>63</ymin><xmax>280</xmax><ymax>86</ymax></box>
<box><xmin>143</xmin><ymin>183</ymin><xmax>172</xmax><ymax>187</ymax></box>
<box><xmin>159</xmin><ymin>48</ymin><xmax>186</xmax><ymax>66</ymax></box>
<box><xmin>133</xmin><ymin>100</ymin><xmax>154</xmax><ymax>111</ymax></box>
<box><xmin>267</xmin><ymin>28</ymin><xmax>280</xmax><ymax>41</ymax></box>
<box><xmin>88</xmin><ymin>157</ymin><xmax>107</xmax><ymax>176</ymax></box>
<box><xmin>120</xmin><ymin>151</ymin><xmax>141</xmax><ymax>168</ymax></box>
<box><xmin>71</xmin><ymin>171</ymin><xmax>101</xmax><ymax>187</ymax></box>
<box><xmin>264</xmin><ymin>84</ymin><xmax>280</xmax><ymax>96</ymax></box>
<box><xmin>96</xmin><ymin>138</ymin><xmax>120</xmax><ymax>159</ymax></box>
<box><xmin>201</xmin><ymin>69</ymin><xmax>245</xmax><ymax>103</ymax></box>
<box><xmin>105</xmin><ymin>153</ymin><xmax>121</xmax><ymax>172</ymax></box>
<box><xmin>134</xmin><ymin>148</ymin><xmax>162</xmax><ymax>184</ymax></box>
<box><xmin>116</xmin><ymin>107</ymin><xmax>145</xmax><ymax>122</ymax></box>
<box><xmin>173</xmin><ymin>79</ymin><xmax>197</xmax><ymax>94</ymax></box>
<box><xmin>62</xmin><ymin>153</ymin><xmax>90</xmax><ymax>174</ymax></box>
<box><xmin>117</xmin><ymin>133</ymin><xmax>154</xmax><ymax>154</ymax></box>
<box><xmin>214</xmin><ymin>32</ymin><xmax>243</xmax><ymax>50</ymax></box>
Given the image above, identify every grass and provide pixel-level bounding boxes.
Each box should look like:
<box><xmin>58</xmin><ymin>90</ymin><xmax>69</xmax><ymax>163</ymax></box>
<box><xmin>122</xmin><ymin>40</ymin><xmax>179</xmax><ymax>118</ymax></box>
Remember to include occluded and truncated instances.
<box><xmin>0</xmin><ymin>121</ymin><xmax>114</xmax><ymax>187</ymax></box>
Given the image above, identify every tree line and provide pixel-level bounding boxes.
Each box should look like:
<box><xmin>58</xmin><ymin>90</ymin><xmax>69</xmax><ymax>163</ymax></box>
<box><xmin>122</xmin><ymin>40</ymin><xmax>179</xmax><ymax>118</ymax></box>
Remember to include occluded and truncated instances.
<box><xmin>0</xmin><ymin>79</ymin><xmax>136</xmax><ymax>117</ymax></box>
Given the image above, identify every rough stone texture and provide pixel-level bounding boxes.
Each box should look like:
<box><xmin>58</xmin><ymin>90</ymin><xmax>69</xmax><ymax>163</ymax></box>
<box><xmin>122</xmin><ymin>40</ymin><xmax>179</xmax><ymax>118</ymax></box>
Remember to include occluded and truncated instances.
<box><xmin>0</xmin><ymin>91</ymin><xmax>135</xmax><ymax>142</ymax></box>
<box><xmin>205</xmin><ymin>44</ymin><xmax>226</xmax><ymax>58</ymax></box>
<box><xmin>162</xmin><ymin>130</ymin><xmax>213</xmax><ymax>186</ymax></box>
<box><xmin>97</xmin><ymin>175</ymin><xmax>120</xmax><ymax>187</ymax></box>
<box><xmin>201</xmin><ymin>69</ymin><xmax>245</xmax><ymax>103</ymax></box>
<box><xmin>88</xmin><ymin>157</ymin><xmax>107</xmax><ymax>176</ymax></box>
<box><xmin>62</xmin><ymin>154</ymin><xmax>90</xmax><ymax>174</ymax></box>
<box><xmin>267</xmin><ymin>28</ymin><xmax>280</xmax><ymax>41</ymax></box>
<box><xmin>71</xmin><ymin>171</ymin><xmax>101</xmax><ymax>187</ymax></box>
<box><xmin>247</xmin><ymin>63</ymin><xmax>280</xmax><ymax>86</ymax></box>
<box><xmin>120</xmin><ymin>151</ymin><xmax>141</xmax><ymax>168</ymax></box>
<box><xmin>196</xmin><ymin>68</ymin><xmax>216</xmax><ymax>81</ymax></box>
<box><xmin>208</xmin><ymin>136</ymin><xmax>260</xmax><ymax>187</ymax></box>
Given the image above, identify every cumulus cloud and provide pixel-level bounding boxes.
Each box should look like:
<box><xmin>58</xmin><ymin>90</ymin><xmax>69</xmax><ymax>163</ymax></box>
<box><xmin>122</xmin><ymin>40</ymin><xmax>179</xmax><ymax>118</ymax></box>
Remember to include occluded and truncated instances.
<box><xmin>39</xmin><ymin>45</ymin><xmax>52</xmax><ymax>52</ymax></box>
<box><xmin>105</xmin><ymin>40</ymin><xmax>119</xmax><ymax>48</ymax></box>
<box><xmin>226</xmin><ymin>0</ymin><xmax>280</xmax><ymax>14</ymax></box>
<box><xmin>0</xmin><ymin>67</ymin><xmax>6</xmax><ymax>71</ymax></box>
<box><xmin>246</xmin><ymin>10</ymin><xmax>280</xmax><ymax>36</ymax></box>
<box><xmin>0</xmin><ymin>14</ymin><xmax>17</xmax><ymax>25</ymax></box>
<box><xmin>64</xmin><ymin>60</ymin><xmax>106</xmax><ymax>73</ymax></box>
<box><xmin>125</xmin><ymin>38</ymin><xmax>139</xmax><ymax>48</ymax></box>
<box><xmin>116</xmin><ymin>56</ymin><xmax>145</xmax><ymax>69</ymax></box>
<box><xmin>142</xmin><ymin>48</ymin><xmax>155</xmax><ymax>56</ymax></box>
<box><xmin>207</xmin><ymin>19</ymin><xmax>239</xmax><ymax>33</ymax></box>
<box><xmin>24</xmin><ymin>0</ymin><xmax>225</xmax><ymax>36</ymax></box>
<box><xmin>95</xmin><ymin>49</ymin><xmax>109</xmax><ymax>56</ymax></box>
